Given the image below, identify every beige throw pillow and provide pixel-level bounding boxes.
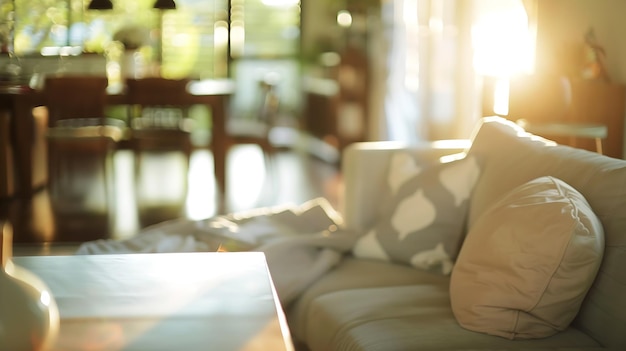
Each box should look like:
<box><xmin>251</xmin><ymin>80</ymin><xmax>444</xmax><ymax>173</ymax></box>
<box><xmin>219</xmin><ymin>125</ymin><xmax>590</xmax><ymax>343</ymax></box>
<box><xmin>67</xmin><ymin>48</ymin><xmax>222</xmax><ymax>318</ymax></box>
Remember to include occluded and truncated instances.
<box><xmin>450</xmin><ymin>176</ymin><xmax>604</xmax><ymax>339</ymax></box>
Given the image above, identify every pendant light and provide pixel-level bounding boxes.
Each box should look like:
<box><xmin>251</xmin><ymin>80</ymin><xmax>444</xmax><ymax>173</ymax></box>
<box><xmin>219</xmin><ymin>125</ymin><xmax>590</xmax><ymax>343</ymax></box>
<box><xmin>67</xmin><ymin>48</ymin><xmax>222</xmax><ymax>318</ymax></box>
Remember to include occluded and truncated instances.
<box><xmin>87</xmin><ymin>0</ymin><xmax>113</xmax><ymax>10</ymax></box>
<box><xmin>153</xmin><ymin>0</ymin><xmax>176</xmax><ymax>10</ymax></box>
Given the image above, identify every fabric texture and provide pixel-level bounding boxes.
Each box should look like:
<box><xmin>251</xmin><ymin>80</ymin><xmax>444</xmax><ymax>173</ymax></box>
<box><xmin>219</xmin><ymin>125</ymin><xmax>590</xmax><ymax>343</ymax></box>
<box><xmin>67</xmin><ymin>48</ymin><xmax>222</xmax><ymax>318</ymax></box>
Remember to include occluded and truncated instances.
<box><xmin>287</xmin><ymin>257</ymin><xmax>450</xmax><ymax>342</ymax></box>
<box><xmin>76</xmin><ymin>197</ymin><xmax>357</xmax><ymax>306</ymax></box>
<box><xmin>301</xmin><ymin>284</ymin><xmax>601</xmax><ymax>351</ymax></box>
<box><xmin>465</xmin><ymin>116</ymin><xmax>626</xmax><ymax>348</ymax></box>
<box><xmin>450</xmin><ymin>176</ymin><xmax>604</xmax><ymax>340</ymax></box>
<box><xmin>352</xmin><ymin>153</ymin><xmax>481</xmax><ymax>274</ymax></box>
<box><xmin>76</xmin><ymin>197</ymin><xmax>342</xmax><ymax>254</ymax></box>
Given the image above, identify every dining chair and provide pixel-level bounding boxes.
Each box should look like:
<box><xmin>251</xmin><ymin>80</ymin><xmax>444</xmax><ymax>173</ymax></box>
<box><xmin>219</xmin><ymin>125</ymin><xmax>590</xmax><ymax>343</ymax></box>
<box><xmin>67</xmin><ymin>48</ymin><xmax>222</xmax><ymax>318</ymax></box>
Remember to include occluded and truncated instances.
<box><xmin>0</xmin><ymin>110</ymin><xmax>14</xmax><ymax>199</ymax></box>
<box><xmin>41</xmin><ymin>74</ymin><xmax>124</xmax><ymax>238</ymax></box>
<box><xmin>125</xmin><ymin>77</ymin><xmax>194</xmax><ymax>227</ymax></box>
<box><xmin>223</xmin><ymin>74</ymin><xmax>281</xmax><ymax>208</ymax></box>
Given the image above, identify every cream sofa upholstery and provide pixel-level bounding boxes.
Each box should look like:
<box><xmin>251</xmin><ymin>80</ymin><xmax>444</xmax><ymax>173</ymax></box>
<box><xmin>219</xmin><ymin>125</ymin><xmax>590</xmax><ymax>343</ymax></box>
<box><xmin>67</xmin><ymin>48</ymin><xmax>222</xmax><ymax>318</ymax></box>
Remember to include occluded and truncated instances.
<box><xmin>286</xmin><ymin>116</ymin><xmax>625</xmax><ymax>351</ymax></box>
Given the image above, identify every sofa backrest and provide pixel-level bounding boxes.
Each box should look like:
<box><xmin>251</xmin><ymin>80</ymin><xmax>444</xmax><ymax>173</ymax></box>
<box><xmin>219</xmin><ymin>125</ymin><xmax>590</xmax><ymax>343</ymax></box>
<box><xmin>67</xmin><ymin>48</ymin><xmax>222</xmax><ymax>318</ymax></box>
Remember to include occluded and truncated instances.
<box><xmin>466</xmin><ymin>116</ymin><xmax>626</xmax><ymax>348</ymax></box>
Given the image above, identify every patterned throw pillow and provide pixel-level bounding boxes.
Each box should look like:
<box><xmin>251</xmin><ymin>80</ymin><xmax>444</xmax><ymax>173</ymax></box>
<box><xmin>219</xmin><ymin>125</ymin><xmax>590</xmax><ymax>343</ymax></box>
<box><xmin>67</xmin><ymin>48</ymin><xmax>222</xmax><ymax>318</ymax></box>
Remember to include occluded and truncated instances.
<box><xmin>353</xmin><ymin>152</ymin><xmax>481</xmax><ymax>274</ymax></box>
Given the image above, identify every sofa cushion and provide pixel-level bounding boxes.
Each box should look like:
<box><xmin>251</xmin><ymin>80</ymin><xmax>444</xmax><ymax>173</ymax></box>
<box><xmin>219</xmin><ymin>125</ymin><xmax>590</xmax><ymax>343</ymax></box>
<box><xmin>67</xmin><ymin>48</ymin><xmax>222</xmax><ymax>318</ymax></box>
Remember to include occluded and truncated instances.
<box><xmin>352</xmin><ymin>153</ymin><xmax>481</xmax><ymax>274</ymax></box>
<box><xmin>466</xmin><ymin>117</ymin><xmax>626</xmax><ymax>348</ymax></box>
<box><xmin>450</xmin><ymin>176</ymin><xmax>604</xmax><ymax>339</ymax></box>
<box><xmin>286</xmin><ymin>256</ymin><xmax>449</xmax><ymax>342</ymax></box>
<box><xmin>302</xmin><ymin>284</ymin><xmax>602</xmax><ymax>351</ymax></box>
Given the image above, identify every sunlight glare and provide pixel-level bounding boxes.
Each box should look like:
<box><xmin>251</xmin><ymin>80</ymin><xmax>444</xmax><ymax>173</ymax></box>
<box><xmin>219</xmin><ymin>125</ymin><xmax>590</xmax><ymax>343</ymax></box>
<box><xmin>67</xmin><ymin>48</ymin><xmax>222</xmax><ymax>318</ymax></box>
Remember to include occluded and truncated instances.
<box><xmin>214</xmin><ymin>21</ymin><xmax>229</xmax><ymax>47</ymax></box>
<box><xmin>40</xmin><ymin>291</ymin><xmax>51</xmax><ymax>306</ymax></box>
<box><xmin>228</xmin><ymin>146</ymin><xmax>265</xmax><ymax>211</ymax></box>
<box><xmin>337</xmin><ymin>11</ymin><xmax>352</xmax><ymax>28</ymax></box>
<box><xmin>186</xmin><ymin>150</ymin><xmax>216</xmax><ymax>220</ymax></box>
<box><xmin>114</xmin><ymin>151</ymin><xmax>138</xmax><ymax>239</ymax></box>
<box><xmin>230</xmin><ymin>22</ymin><xmax>245</xmax><ymax>57</ymax></box>
<box><xmin>472</xmin><ymin>0</ymin><xmax>534</xmax><ymax>77</ymax></box>
<box><xmin>493</xmin><ymin>78</ymin><xmax>510</xmax><ymax>115</ymax></box>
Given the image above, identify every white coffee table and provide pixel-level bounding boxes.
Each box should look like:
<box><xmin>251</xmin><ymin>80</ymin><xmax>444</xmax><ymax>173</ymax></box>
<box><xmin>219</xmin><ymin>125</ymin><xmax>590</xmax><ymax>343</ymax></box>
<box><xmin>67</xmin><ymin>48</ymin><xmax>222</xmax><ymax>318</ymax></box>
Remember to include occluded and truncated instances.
<box><xmin>14</xmin><ymin>251</ymin><xmax>294</xmax><ymax>351</ymax></box>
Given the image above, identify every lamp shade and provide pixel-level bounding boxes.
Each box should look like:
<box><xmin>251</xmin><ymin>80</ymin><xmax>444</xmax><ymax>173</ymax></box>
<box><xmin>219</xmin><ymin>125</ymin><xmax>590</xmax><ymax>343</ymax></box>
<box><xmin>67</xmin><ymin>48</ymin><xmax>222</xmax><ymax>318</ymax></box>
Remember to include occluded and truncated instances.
<box><xmin>87</xmin><ymin>0</ymin><xmax>113</xmax><ymax>10</ymax></box>
<box><xmin>153</xmin><ymin>0</ymin><xmax>176</xmax><ymax>9</ymax></box>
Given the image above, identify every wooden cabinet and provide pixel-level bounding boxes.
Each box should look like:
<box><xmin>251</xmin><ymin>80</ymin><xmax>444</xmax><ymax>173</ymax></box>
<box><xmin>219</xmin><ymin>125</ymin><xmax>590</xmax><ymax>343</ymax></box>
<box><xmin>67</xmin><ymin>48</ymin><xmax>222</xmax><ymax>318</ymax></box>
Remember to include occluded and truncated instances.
<box><xmin>484</xmin><ymin>75</ymin><xmax>626</xmax><ymax>159</ymax></box>
<box><xmin>302</xmin><ymin>76</ymin><xmax>340</xmax><ymax>148</ymax></box>
<box><xmin>566</xmin><ymin>79</ymin><xmax>625</xmax><ymax>159</ymax></box>
<box><xmin>302</xmin><ymin>46</ymin><xmax>369</xmax><ymax>152</ymax></box>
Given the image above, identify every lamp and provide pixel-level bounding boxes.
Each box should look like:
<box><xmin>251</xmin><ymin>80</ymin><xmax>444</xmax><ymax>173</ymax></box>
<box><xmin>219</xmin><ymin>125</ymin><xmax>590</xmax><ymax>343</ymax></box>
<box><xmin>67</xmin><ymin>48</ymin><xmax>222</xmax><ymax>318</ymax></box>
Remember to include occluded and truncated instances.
<box><xmin>87</xmin><ymin>0</ymin><xmax>113</xmax><ymax>10</ymax></box>
<box><xmin>153</xmin><ymin>0</ymin><xmax>176</xmax><ymax>10</ymax></box>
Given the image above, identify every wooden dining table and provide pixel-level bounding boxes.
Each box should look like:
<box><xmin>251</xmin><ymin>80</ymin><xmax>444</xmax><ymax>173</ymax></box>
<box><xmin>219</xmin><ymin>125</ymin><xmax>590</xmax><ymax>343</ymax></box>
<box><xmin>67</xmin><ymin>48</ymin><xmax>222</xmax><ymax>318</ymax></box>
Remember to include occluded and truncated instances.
<box><xmin>0</xmin><ymin>78</ymin><xmax>235</xmax><ymax>212</ymax></box>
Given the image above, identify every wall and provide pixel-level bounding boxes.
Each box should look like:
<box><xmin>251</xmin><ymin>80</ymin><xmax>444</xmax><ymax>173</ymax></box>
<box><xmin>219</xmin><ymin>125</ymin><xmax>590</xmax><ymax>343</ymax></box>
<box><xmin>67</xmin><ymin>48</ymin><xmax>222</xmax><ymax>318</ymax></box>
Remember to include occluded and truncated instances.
<box><xmin>535</xmin><ymin>0</ymin><xmax>626</xmax><ymax>157</ymax></box>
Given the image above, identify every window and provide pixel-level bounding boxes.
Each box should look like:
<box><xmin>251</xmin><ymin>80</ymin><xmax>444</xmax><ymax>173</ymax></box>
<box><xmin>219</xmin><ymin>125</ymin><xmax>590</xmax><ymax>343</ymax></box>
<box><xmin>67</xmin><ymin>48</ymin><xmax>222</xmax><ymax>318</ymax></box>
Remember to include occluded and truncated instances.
<box><xmin>230</xmin><ymin>0</ymin><xmax>300</xmax><ymax>58</ymax></box>
<box><xmin>8</xmin><ymin>0</ymin><xmax>300</xmax><ymax>80</ymax></box>
<box><xmin>6</xmin><ymin>0</ymin><xmax>302</xmax><ymax>116</ymax></box>
<box><xmin>229</xmin><ymin>0</ymin><xmax>301</xmax><ymax>117</ymax></box>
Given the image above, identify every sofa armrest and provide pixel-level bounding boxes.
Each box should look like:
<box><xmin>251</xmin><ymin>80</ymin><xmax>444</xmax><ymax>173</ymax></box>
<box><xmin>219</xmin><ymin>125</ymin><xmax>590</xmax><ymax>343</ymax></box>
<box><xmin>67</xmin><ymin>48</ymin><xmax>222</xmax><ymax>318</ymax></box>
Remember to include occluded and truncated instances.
<box><xmin>340</xmin><ymin>139</ymin><xmax>471</xmax><ymax>233</ymax></box>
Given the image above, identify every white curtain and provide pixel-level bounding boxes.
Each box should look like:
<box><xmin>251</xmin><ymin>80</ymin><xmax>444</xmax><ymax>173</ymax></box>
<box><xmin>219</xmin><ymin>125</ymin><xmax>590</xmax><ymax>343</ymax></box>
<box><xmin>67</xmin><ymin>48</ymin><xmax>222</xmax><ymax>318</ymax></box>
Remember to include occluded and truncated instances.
<box><xmin>382</xmin><ymin>0</ymin><xmax>422</xmax><ymax>143</ymax></box>
<box><xmin>375</xmin><ymin>0</ymin><xmax>535</xmax><ymax>142</ymax></box>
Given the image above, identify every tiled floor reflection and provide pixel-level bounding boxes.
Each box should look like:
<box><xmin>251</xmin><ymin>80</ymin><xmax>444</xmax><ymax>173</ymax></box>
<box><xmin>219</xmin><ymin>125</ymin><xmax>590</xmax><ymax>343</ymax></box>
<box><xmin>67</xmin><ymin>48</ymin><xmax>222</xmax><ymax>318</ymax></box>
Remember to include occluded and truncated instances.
<box><xmin>4</xmin><ymin>143</ymin><xmax>341</xmax><ymax>251</ymax></box>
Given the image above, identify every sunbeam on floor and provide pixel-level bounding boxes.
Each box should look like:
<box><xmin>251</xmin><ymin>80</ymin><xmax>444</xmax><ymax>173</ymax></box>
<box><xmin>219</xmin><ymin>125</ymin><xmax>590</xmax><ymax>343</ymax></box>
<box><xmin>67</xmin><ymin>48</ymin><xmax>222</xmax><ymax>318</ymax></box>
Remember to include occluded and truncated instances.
<box><xmin>110</xmin><ymin>145</ymin><xmax>340</xmax><ymax>240</ymax></box>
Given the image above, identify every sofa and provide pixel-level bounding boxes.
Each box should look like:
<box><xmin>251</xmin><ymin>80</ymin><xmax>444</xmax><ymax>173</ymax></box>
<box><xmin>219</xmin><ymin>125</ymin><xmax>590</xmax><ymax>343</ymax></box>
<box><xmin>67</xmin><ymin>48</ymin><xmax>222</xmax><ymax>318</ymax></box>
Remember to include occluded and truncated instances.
<box><xmin>285</xmin><ymin>116</ymin><xmax>626</xmax><ymax>351</ymax></box>
<box><xmin>75</xmin><ymin>115</ymin><xmax>624</xmax><ymax>350</ymax></box>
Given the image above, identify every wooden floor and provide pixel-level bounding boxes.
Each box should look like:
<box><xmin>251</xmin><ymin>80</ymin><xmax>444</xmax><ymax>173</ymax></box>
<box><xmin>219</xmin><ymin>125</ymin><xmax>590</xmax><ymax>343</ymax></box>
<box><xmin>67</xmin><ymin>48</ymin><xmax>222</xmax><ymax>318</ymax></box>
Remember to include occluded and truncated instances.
<box><xmin>2</xmin><ymin>141</ymin><xmax>342</xmax><ymax>256</ymax></box>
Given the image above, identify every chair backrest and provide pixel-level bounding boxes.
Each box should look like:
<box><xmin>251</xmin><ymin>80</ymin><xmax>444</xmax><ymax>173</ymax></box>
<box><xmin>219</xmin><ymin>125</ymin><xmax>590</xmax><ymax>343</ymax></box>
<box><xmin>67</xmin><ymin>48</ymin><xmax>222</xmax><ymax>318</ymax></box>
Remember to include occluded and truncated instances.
<box><xmin>43</xmin><ymin>75</ymin><xmax>109</xmax><ymax>126</ymax></box>
<box><xmin>226</xmin><ymin>75</ymin><xmax>280</xmax><ymax>141</ymax></box>
<box><xmin>126</xmin><ymin>78</ymin><xmax>192</xmax><ymax>129</ymax></box>
<box><xmin>255</xmin><ymin>77</ymin><xmax>280</xmax><ymax>125</ymax></box>
<box><xmin>0</xmin><ymin>111</ymin><xmax>14</xmax><ymax>198</ymax></box>
<box><xmin>126</xmin><ymin>78</ymin><xmax>190</xmax><ymax>106</ymax></box>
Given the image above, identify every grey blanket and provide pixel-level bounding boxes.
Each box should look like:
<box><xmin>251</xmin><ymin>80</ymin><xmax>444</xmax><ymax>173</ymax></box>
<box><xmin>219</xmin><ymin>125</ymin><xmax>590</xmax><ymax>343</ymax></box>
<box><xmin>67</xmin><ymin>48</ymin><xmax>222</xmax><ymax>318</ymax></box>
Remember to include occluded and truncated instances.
<box><xmin>76</xmin><ymin>198</ymin><xmax>358</xmax><ymax>306</ymax></box>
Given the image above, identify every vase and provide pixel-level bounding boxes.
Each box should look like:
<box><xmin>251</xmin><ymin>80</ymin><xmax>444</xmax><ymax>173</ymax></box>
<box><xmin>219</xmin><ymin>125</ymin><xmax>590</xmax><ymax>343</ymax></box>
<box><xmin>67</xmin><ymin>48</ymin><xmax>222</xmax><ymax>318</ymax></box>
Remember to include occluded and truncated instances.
<box><xmin>0</xmin><ymin>222</ymin><xmax>59</xmax><ymax>351</ymax></box>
